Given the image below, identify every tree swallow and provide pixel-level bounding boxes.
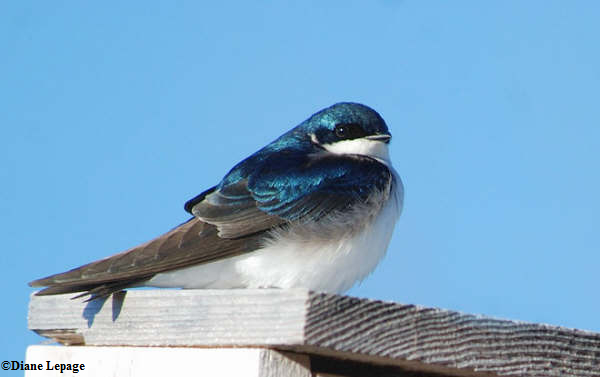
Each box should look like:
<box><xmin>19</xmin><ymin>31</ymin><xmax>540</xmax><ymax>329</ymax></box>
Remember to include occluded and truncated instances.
<box><xmin>30</xmin><ymin>102</ymin><xmax>404</xmax><ymax>299</ymax></box>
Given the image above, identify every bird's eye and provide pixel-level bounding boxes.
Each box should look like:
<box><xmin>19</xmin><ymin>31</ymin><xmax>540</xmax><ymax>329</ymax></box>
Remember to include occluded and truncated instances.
<box><xmin>334</xmin><ymin>124</ymin><xmax>348</xmax><ymax>138</ymax></box>
<box><xmin>334</xmin><ymin>123</ymin><xmax>366</xmax><ymax>140</ymax></box>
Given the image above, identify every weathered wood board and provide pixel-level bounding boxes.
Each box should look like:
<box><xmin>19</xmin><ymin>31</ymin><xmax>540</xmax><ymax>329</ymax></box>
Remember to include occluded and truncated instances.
<box><xmin>28</xmin><ymin>289</ymin><xmax>600</xmax><ymax>376</ymax></box>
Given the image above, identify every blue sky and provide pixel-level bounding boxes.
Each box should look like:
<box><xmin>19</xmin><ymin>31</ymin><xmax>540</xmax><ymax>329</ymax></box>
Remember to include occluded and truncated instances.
<box><xmin>2</xmin><ymin>1</ymin><xmax>599</xmax><ymax>370</ymax></box>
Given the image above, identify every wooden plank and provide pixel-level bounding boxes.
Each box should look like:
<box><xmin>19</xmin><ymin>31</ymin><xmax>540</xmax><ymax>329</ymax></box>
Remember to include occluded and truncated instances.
<box><xmin>29</xmin><ymin>289</ymin><xmax>600</xmax><ymax>376</ymax></box>
<box><xmin>29</xmin><ymin>289</ymin><xmax>307</xmax><ymax>347</ymax></box>
<box><xmin>304</xmin><ymin>293</ymin><xmax>600</xmax><ymax>376</ymax></box>
<box><xmin>24</xmin><ymin>346</ymin><xmax>311</xmax><ymax>377</ymax></box>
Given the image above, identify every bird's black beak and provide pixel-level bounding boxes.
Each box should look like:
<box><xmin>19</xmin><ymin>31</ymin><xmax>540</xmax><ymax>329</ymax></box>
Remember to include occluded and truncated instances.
<box><xmin>366</xmin><ymin>134</ymin><xmax>391</xmax><ymax>144</ymax></box>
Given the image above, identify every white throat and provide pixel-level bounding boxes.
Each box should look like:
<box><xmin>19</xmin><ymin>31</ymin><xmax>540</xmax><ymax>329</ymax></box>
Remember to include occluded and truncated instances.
<box><xmin>320</xmin><ymin>138</ymin><xmax>391</xmax><ymax>164</ymax></box>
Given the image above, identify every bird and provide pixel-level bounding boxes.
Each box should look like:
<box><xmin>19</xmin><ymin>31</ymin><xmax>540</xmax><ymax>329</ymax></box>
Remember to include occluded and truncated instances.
<box><xmin>29</xmin><ymin>102</ymin><xmax>404</xmax><ymax>299</ymax></box>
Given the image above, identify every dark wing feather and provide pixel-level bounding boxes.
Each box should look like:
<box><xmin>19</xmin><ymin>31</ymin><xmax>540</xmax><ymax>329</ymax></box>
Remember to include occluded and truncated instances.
<box><xmin>188</xmin><ymin>151</ymin><xmax>393</xmax><ymax>237</ymax></box>
<box><xmin>249</xmin><ymin>153</ymin><xmax>392</xmax><ymax>221</ymax></box>
<box><xmin>190</xmin><ymin>180</ymin><xmax>285</xmax><ymax>238</ymax></box>
<box><xmin>29</xmin><ymin>217</ymin><xmax>262</xmax><ymax>298</ymax></box>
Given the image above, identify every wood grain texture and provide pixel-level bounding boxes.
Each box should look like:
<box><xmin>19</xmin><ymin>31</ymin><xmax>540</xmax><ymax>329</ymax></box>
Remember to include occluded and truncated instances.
<box><xmin>259</xmin><ymin>350</ymin><xmax>311</xmax><ymax>377</ymax></box>
<box><xmin>29</xmin><ymin>289</ymin><xmax>307</xmax><ymax>346</ymax></box>
<box><xmin>305</xmin><ymin>293</ymin><xmax>600</xmax><ymax>376</ymax></box>
<box><xmin>29</xmin><ymin>289</ymin><xmax>600</xmax><ymax>376</ymax></box>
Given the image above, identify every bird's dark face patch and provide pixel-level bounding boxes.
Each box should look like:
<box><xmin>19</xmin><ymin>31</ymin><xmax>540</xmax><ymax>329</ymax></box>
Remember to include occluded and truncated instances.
<box><xmin>333</xmin><ymin>123</ymin><xmax>368</xmax><ymax>140</ymax></box>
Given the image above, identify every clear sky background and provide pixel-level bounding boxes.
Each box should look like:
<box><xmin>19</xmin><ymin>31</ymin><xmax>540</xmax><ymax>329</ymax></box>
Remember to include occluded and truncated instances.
<box><xmin>2</xmin><ymin>1</ymin><xmax>599</xmax><ymax>371</ymax></box>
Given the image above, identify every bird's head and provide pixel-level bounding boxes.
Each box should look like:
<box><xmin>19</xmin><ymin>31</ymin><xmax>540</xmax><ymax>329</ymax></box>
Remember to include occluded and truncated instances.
<box><xmin>284</xmin><ymin>102</ymin><xmax>392</xmax><ymax>163</ymax></box>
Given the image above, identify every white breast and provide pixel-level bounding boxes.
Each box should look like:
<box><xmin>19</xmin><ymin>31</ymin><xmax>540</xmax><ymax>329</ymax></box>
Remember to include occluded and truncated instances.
<box><xmin>147</xmin><ymin>170</ymin><xmax>403</xmax><ymax>293</ymax></box>
<box><xmin>235</xmin><ymin>175</ymin><xmax>403</xmax><ymax>293</ymax></box>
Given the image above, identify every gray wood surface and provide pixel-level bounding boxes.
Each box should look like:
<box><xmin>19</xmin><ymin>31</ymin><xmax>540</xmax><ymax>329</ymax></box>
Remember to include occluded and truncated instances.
<box><xmin>29</xmin><ymin>289</ymin><xmax>600</xmax><ymax>376</ymax></box>
<box><xmin>259</xmin><ymin>350</ymin><xmax>311</xmax><ymax>377</ymax></box>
